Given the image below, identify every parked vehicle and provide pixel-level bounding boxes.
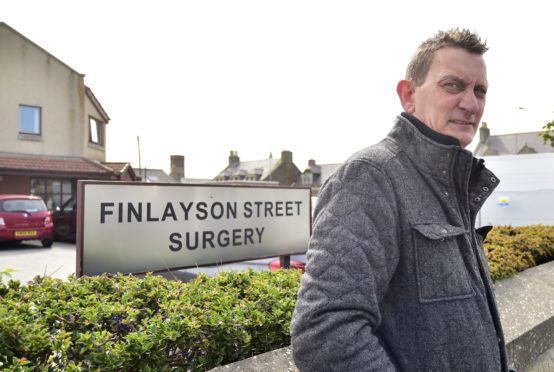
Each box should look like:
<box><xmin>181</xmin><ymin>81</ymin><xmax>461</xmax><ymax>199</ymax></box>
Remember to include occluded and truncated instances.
<box><xmin>0</xmin><ymin>194</ymin><xmax>54</xmax><ymax>247</ymax></box>
<box><xmin>269</xmin><ymin>257</ymin><xmax>306</xmax><ymax>272</ymax></box>
<box><xmin>52</xmin><ymin>196</ymin><xmax>77</xmax><ymax>241</ymax></box>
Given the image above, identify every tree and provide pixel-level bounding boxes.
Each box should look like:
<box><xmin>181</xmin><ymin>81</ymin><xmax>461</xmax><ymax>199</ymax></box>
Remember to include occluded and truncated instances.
<box><xmin>540</xmin><ymin>119</ymin><xmax>554</xmax><ymax>147</ymax></box>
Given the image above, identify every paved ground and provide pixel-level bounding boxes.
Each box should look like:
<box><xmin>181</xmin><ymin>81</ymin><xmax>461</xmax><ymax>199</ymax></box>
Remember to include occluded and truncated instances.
<box><xmin>525</xmin><ymin>346</ymin><xmax>554</xmax><ymax>372</ymax></box>
<box><xmin>0</xmin><ymin>240</ymin><xmax>76</xmax><ymax>283</ymax></box>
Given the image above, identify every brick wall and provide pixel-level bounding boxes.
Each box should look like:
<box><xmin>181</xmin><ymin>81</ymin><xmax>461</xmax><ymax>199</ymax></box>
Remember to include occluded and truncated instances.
<box><xmin>0</xmin><ymin>175</ymin><xmax>30</xmax><ymax>194</ymax></box>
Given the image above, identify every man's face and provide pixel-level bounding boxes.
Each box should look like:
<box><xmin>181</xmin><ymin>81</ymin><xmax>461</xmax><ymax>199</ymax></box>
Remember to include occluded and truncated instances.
<box><xmin>409</xmin><ymin>47</ymin><xmax>488</xmax><ymax>148</ymax></box>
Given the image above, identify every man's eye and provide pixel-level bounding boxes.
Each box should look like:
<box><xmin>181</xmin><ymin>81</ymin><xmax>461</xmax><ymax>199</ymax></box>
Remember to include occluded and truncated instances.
<box><xmin>475</xmin><ymin>88</ymin><xmax>487</xmax><ymax>99</ymax></box>
<box><xmin>443</xmin><ymin>82</ymin><xmax>462</xmax><ymax>91</ymax></box>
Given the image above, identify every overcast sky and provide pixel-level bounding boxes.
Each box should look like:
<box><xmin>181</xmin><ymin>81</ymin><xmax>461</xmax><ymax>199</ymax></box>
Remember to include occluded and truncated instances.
<box><xmin>3</xmin><ymin>1</ymin><xmax>553</xmax><ymax>178</ymax></box>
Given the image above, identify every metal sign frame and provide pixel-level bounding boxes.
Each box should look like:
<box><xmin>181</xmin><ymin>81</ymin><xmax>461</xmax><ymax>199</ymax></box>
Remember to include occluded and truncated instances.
<box><xmin>76</xmin><ymin>181</ymin><xmax>312</xmax><ymax>277</ymax></box>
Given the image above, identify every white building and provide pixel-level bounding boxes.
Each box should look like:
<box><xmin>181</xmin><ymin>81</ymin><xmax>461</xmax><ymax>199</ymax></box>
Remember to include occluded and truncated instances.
<box><xmin>478</xmin><ymin>153</ymin><xmax>554</xmax><ymax>226</ymax></box>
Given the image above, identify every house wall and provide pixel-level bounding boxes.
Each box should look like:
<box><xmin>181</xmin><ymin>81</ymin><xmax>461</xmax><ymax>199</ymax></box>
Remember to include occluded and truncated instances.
<box><xmin>478</xmin><ymin>190</ymin><xmax>554</xmax><ymax>226</ymax></box>
<box><xmin>270</xmin><ymin>162</ymin><xmax>301</xmax><ymax>186</ymax></box>
<box><xmin>477</xmin><ymin>153</ymin><xmax>554</xmax><ymax>226</ymax></box>
<box><xmin>0</xmin><ymin>175</ymin><xmax>31</xmax><ymax>194</ymax></box>
<box><xmin>83</xmin><ymin>94</ymin><xmax>107</xmax><ymax>162</ymax></box>
<box><xmin>0</xmin><ymin>24</ymin><xmax>105</xmax><ymax>162</ymax></box>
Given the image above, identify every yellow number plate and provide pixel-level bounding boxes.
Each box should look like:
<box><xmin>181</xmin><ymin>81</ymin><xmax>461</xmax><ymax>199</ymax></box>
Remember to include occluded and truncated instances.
<box><xmin>15</xmin><ymin>230</ymin><xmax>37</xmax><ymax>237</ymax></box>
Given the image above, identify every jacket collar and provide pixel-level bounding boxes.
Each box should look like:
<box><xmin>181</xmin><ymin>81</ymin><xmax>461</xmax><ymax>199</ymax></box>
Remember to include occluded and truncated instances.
<box><xmin>388</xmin><ymin>114</ymin><xmax>472</xmax><ymax>182</ymax></box>
<box><xmin>388</xmin><ymin>114</ymin><xmax>500</xmax><ymax>213</ymax></box>
<box><xmin>400</xmin><ymin>112</ymin><xmax>461</xmax><ymax>146</ymax></box>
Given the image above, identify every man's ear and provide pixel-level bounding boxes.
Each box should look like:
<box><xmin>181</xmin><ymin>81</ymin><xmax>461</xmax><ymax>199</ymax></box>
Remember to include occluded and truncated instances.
<box><xmin>397</xmin><ymin>80</ymin><xmax>415</xmax><ymax>113</ymax></box>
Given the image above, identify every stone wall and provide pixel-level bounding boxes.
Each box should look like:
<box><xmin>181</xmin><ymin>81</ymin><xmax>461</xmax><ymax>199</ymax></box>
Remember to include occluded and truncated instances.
<box><xmin>211</xmin><ymin>261</ymin><xmax>554</xmax><ymax>371</ymax></box>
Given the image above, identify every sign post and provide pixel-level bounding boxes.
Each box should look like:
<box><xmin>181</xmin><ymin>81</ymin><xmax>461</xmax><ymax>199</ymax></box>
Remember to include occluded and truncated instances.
<box><xmin>76</xmin><ymin>181</ymin><xmax>311</xmax><ymax>277</ymax></box>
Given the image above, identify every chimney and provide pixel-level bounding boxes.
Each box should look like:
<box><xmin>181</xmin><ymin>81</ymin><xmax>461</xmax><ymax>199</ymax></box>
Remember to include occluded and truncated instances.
<box><xmin>479</xmin><ymin>122</ymin><xmax>490</xmax><ymax>144</ymax></box>
<box><xmin>170</xmin><ymin>155</ymin><xmax>184</xmax><ymax>181</ymax></box>
<box><xmin>308</xmin><ymin>159</ymin><xmax>316</xmax><ymax>167</ymax></box>
<box><xmin>281</xmin><ymin>150</ymin><xmax>293</xmax><ymax>164</ymax></box>
<box><xmin>229</xmin><ymin>150</ymin><xmax>240</xmax><ymax>167</ymax></box>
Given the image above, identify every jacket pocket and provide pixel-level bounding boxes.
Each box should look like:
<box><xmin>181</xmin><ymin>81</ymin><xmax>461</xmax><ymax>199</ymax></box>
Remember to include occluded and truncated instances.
<box><xmin>412</xmin><ymin>223</ymin><xmax>475</xmax><ymax>303</ymax></box>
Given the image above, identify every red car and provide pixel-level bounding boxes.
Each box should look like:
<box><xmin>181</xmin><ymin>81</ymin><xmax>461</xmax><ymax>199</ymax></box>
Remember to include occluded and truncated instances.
<box><xmin>269</xmin><ymin>257</ymin><xmax>306</xmax><ymax>272</ymax></box>
<box><xmin>0</xmin><ymin>194</ymin><xmax>54</xmax><ymax>247</ymax></box>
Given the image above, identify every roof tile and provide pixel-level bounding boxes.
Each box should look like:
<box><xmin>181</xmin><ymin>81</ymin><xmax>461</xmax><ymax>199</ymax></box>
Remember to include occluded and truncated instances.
<box><xmin>0</xmin><ymin>153</ymin><xmax>116</xmax><ymax>176</ymax></box>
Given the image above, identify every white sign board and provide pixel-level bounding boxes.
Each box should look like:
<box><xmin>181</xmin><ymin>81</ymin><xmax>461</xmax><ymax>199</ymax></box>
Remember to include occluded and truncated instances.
<box><xmin>77</xmin><ymin>182</ymin><xmax>311</xmax><ymax>276</ymax></box>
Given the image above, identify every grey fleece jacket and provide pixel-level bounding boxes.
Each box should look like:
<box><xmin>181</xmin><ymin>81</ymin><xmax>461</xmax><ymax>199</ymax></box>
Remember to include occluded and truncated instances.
<box><xmin>291</xmin><ymin>114</ymin><xmax>508</xmax><ymax>371</ymax></box>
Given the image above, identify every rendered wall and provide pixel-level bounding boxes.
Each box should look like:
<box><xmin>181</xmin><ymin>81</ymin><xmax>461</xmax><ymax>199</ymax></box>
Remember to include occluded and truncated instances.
<box><xmin>478</xmin><ymin>190</ymin><xmax>554</xmax><ymax>226</ymax></box>
<box><xmin>0</xmin><ymin>24</ymin><xmax>106</xmax><ymax>162</ymax></box>
<box><xmin>83</xmin><ymin>92</ymin><xmax>107</xmax><ymax>162</ymax></box>
<box><xmin>477</xmin><ymin>153</ymin><xmax>554</xmax><ymax>227</ymax></box>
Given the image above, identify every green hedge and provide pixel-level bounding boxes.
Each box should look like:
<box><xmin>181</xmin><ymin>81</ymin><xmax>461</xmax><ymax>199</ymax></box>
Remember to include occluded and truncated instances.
<box><xmin>1</xmin><ymin>225</ymin><xmax>553</xmax><ymax>370</ymax></box>
<box><xmin>484</xmin><ymin>225</ymin><xmax>554</xmax><ymax>281</ymax></box>
<box><xmin>0</xmin><ymin>270</ymin><xmax>302</xmax><ymax>371</ymax></box>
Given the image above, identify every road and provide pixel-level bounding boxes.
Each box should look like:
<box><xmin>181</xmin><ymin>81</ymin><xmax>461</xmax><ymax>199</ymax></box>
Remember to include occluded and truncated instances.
<box><xmin>0</xmin><ymin>240</ymin><xmax>305</xmax><ymax>284</ymax></box>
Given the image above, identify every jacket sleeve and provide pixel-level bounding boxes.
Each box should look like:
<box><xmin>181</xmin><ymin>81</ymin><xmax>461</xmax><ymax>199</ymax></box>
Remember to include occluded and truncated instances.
<box><xmin>291</xmin><ymin>159</ymin><xmax>400</xmax><ymax>371</ymax></box>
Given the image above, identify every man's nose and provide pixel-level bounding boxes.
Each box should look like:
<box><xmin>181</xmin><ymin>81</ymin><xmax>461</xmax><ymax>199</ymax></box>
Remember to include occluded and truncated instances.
<box><xmin>459</xmin><ymin>89</ymin><xmax>480</xmax><ymax>113</ymax></box>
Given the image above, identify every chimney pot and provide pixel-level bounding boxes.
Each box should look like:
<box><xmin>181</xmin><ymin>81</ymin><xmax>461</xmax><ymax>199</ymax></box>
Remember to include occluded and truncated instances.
<box><xmin>281</xmin><ymin>150</ymin><xmax>293</xmax><ymax>164</ymax></box>
<box><xmin>479</xmin><ymin>122</ymin><xmax>490</xmax><ymax>144</ymax></box>
<box><xmin>170</xmin><ymin>155</ymin><xmax>184</xmax><ymax>182</ymax></box>
<box><xmin>229</xmin><ymin>150</ymin><xmax>240</xmax><ymax>166</ymax></box>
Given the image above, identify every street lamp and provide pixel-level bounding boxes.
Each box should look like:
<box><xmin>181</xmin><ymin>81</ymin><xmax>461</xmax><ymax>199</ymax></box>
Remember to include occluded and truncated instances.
<box><xmin>515</xmin><ymin>106</ymin><xmax>524</xmax><ymax>153</ymax></box>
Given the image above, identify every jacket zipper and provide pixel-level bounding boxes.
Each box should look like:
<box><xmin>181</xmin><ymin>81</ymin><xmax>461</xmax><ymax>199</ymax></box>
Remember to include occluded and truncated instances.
<box><xmin>453</xmin><ymin>151</ymin><xmax>508</xmax><ymax>372</ymax></box>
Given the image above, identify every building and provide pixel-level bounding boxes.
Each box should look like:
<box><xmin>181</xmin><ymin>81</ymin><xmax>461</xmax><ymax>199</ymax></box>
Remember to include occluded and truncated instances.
<box><xmin>136</xmin><ymin>168</ymin><xmax>179</xmax><ymax>183</ymax></box>
<box><xmin>474</xmin><ymin>122</ymin><xmax>554</xmax><ymax>156</ymax></box>
<box><xmin>135</xmin><ymin>156</ymin><xmax>211</xmax><ymax>184</ymax></box>
<box><xmin>0</xmin><ymin>22</ymin><xmax>137</xmax><ymax>209</ymax></box>
<box><xmin>135</xmin><ymin>155</ymin><xmax>184</xmax><ymax>183</ymax></box>
<box><xmin>472</xmin><ymin>122</ymin><xmax>554</xmax><ymax>226</ymax></box>
<box><xmin>300</xmin><ymin>159</ymin><xmax>340</xmax><ymax>196</ymax></box>
<box><xmin>478</xmin><ymin>153</ymin><xmax>554</xmax><ymax>226</ymax></box>
<box><xmin>214</xmin><ymin>150</ymin><xmax>301</xmax><ymax>186</ymax></box>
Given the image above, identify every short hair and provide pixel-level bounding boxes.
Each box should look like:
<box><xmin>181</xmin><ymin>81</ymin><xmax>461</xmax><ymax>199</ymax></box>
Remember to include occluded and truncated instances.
<box><xmin>405</xmin><ymin>28</ymin><xmax>488</xmax><ymax>86</ymax></box>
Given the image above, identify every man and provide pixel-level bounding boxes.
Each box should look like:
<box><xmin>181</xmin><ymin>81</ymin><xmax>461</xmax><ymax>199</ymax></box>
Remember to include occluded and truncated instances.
<box><xmin>291</xmin><ymin>29</ymin><xmax>509</xmax><ymax>371</ymax></box>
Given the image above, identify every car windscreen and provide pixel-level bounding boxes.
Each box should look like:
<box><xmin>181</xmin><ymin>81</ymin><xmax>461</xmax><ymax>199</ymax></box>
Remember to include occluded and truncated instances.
<box><xmin>0</xmin><ymin>199</ymin><xmax>47</xmax><ymax>213</ymax></box>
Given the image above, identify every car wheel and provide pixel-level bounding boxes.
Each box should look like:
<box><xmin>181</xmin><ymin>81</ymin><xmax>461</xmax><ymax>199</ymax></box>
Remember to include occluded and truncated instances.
<box><xmin>41</xmin><ymin>238</ymin><xmax>53</xmax><ymax>248</ymax></box>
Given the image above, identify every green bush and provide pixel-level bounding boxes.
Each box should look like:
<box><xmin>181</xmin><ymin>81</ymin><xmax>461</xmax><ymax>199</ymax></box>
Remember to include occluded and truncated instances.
<box><xmin>0</xmin><ymin>269</ymin><xmax>302</xmax><ymax>371</ymax></box>
<box><xmin>484</xmin><ymin>225</ymin><xmax>554</xmax><ymax>281</ymax></box>
<box><xmin>1</xmin><ymin>225</ymin><xmax>552</xmax><ymax>370</ymax></box>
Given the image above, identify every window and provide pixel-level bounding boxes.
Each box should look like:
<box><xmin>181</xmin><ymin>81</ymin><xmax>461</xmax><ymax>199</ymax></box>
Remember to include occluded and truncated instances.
<box><xmin>30</xmin><ymin>178</ymin><xmax>73</xmax><ymax>211</ymax></box>
<box><xmin>19</xmin><ymin>105</ymin><xmax>41</xmax><ymax>134</ymax></box>
<box><xmin>302</xmin><ymin>171</ymin><xmax>314</xmax><ymax>185</ymax></box>
<box><xmin>89</xmin><ymin>117</ymin><xmax>104</xmax><ymax>146</ymax></box>
<box><xmin>0</xmin><ymin>198</ymin><xmax>47</xmax><ymax>213</ymax></box>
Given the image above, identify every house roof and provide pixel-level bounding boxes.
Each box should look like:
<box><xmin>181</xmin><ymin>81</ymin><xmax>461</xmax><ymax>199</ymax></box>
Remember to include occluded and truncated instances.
<box><xmin>474</xmin><ymin>131</ymin><xmax>554</xmax><ymax>156</ymax></box>
<box><xmin>85</xmin><ymin>86</ymin><xmax>110</xmax><ymax>123</ymax></box>
<box><xmin>136</xmin><ymin>168</ymin><xmax>178</xmax><ymax>183</ymax></box>
<box><xmin>0</xmin><ymin>152</ymin><xmax>118</xmax><ymax>179</ymax></box>
<box><xmin>216</xmin><ymin>158</ymin><xmax>278</xmax><ymax>180</ymax></box>
<box><xmin>182</xmin><ymin>178</ymin><xmax>214</xmax><ymax>184</ymax></box>
<box><xmin>102</xmin><ymin>162</ymin><xmax>128</xmax><ymax>173</ymax></box>
<box><xmin>102</xmin><ymin>162</ymin><xmax>138</xmax><ymax>180</ymax></box>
